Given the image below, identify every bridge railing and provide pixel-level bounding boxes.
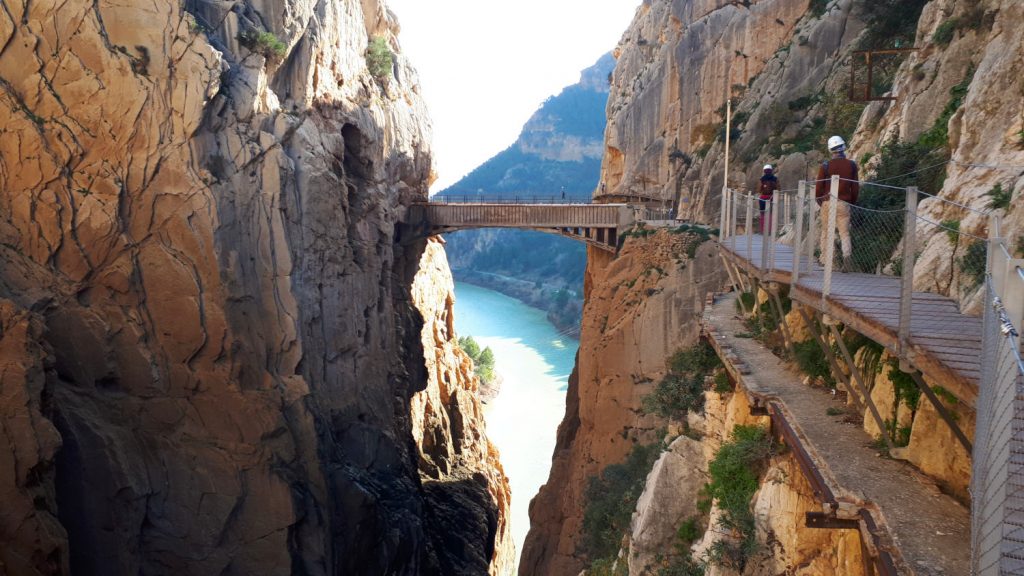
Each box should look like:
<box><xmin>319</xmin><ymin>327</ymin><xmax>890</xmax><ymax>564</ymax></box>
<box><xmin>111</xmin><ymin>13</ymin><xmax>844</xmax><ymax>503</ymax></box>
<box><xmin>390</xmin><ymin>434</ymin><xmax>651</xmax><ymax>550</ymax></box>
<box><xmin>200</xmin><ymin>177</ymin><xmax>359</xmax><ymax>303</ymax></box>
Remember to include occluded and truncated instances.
<box><xmin>720</xmin><ymin>176</ymin><xmax>1024</xmax><ymax>575</ymax></box>
<box><xmin>430</xmin><ymin>194</ymin><xmax>594</xmax><ymax>205</ymax></box>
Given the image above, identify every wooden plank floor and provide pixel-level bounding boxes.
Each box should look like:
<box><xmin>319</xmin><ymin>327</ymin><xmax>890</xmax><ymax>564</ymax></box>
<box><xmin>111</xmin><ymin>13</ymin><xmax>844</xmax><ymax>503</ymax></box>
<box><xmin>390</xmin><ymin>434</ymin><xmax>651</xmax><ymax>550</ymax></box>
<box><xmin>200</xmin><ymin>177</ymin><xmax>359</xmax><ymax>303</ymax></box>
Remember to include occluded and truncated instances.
<box><xmin>720</xmin><ymin>235</ymin><xmax>982</xmax><ymax>397</ymax></box>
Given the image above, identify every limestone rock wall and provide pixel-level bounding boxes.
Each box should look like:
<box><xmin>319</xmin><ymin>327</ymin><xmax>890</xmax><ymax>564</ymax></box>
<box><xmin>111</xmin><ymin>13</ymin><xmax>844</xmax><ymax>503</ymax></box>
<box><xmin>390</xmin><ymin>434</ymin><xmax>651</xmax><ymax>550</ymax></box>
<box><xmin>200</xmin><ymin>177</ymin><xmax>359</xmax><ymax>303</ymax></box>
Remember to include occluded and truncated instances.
<box><xmin>0</xmin><ymin>0</ymin><xmax>509</xmax><ymax>573</ymax></box>
<box><xmin>850</xmin><ymin>0</ymin><xmax>1024</xmax><ymax>311</ymax></box>
<box><xmin>625</xmin><ymin>380</ymin><xmax>865</xmax><ymax>576</ymax></box>
<box><xmin>411</xmin><ymin>238</ymin><xmax>515</xmax><ymax>575</ymax></box>
<box><xmin>597</xmin><ymin>0</ymin><xmax>865</xmax><ymax>212</ymax></box>
<box><xmin>519</xmin><ymin>231</ymin><xmax>726</xmax><ymax>575</ymax></box>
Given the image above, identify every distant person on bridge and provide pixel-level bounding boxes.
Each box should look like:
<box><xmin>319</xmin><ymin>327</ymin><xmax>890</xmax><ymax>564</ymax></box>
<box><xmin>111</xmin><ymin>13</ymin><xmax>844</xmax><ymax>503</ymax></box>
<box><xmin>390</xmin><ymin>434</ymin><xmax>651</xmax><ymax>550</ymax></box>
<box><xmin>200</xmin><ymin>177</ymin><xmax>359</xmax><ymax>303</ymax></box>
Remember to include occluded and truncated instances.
<box><xmin>561</xmin><ymin>186</ymin><xmax>566</xmax><ymax>200</ymax></box>
<box><xmin>758</xmin><ymin>164</ymin><xmax>778</xmax><ymax>234</ymax></box>
<box><xmin>815</xmin><ymin>135</ymin><xmax>859</xmax><ymax>272</ymax></box>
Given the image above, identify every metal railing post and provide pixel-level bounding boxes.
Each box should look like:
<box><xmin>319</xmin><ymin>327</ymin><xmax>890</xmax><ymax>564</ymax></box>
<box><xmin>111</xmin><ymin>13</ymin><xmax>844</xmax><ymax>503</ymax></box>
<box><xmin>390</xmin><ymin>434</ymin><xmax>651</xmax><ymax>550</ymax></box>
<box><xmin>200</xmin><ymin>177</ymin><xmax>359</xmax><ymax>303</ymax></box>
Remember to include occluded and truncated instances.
<box><xmin>784</xmin><ymin>193</ymin><xmax>791</xmax><ymax>229</ymax></box>
<box><xmin>746</xmin><ymin>195</ymin><xmax>754</xmax><ymax>264</ymax></box>
<box><xmin>761</xmin><ymin>196</ymin><xmax>771</xmax><ymax>269</ymax></box>
<box><xmin>731</xmin><ymin>189</ymin><xmax>738</xmax><ymax>238</ymax></box>
<box><xmin>898</xmin><ymin>186</ymin><xmax>918</xmax><ymax>368</ymax></box>
<box><xmin>822</xmin><ymin>175</ymin><xmax>840</xmax><ymax>299</ymax></box>
<box><xmin>720</xmin><ymin>187</ymin><xmax>729</xmax><ymax>239</ymax></box>
<box><xmin>793</xmin><ymin>181</ymin><xmax>805</xmax><ymax>284</ymax></box>
<box><xmin>770</xmin><ymin>194</ymin><xmax>780</xmax><ymax>270</ymax></box>
<box><xmin>807</xmin><ymin>185</ymin><xmax>818</xmax><ymax>270</ymax></box>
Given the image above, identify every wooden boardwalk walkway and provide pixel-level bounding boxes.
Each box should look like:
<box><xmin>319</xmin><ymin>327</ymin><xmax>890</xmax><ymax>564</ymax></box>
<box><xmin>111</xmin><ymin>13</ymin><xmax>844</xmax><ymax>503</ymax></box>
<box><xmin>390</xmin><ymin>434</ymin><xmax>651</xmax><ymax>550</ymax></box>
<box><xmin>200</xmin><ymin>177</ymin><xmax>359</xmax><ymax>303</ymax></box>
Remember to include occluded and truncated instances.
<box><xmin>704</xmin><ymin>293</ymin><xmax>970</xmax><ymax>575</ymax></box>
<box><xmin>720</xmin><ymin>235</ymin><xmax>982</xmax><ymax>401</ymax></box>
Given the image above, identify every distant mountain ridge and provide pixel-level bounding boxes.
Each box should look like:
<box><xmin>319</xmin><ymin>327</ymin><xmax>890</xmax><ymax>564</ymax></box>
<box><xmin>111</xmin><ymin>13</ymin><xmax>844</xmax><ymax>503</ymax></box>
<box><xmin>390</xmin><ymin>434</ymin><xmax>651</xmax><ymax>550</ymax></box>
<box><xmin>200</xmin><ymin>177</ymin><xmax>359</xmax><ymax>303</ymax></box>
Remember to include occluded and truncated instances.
<box><xmin>439</xmin><ymin>52</ymin><xmax>613</xmax><ymax>198</ymax></box>
<box><xmin>440</xmin><ymin>53</ymin><xmax>615</xmax><ymax>334</ymax></box>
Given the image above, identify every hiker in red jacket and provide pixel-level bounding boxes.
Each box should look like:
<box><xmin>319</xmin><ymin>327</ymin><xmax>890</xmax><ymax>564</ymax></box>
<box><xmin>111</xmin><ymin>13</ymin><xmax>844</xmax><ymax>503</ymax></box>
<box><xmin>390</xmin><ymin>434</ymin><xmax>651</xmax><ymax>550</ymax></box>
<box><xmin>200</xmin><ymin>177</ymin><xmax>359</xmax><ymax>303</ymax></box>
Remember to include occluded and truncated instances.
<box><xmin>815</xmin><ymin>136</ymin><xmax>859</xmax><ymax>271</ymax></box>
<box><xmin>758</xmin><ymin>164</ymin><xmax>778</xmax><ymax>234</ymax></box>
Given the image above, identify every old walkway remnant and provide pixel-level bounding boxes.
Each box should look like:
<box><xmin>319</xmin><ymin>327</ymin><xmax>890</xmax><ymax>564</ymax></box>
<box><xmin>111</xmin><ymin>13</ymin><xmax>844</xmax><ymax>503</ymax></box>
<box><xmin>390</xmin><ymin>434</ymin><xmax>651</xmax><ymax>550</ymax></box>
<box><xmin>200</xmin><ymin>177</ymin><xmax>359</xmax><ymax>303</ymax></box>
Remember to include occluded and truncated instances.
<box><xmin>716</xmin><ymin>176</ymin><xmax>1024</xmax><ymax>575</ymax></box>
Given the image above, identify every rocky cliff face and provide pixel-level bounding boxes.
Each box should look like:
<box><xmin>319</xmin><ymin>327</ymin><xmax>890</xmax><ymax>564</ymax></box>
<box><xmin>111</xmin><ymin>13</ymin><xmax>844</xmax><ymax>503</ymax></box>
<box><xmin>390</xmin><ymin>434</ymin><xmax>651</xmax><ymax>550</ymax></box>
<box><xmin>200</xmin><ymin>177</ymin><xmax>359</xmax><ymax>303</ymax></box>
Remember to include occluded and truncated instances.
<box><xmin>598</xmin><ymin>0</ymin><xmax>855</xmax><ymax>208</ymax></box>
<box><xmin>852</xmin><ymin>0</ymin><xmax>1024</xmax><ymax>310</ymax></box>
<box><xmin>520</xmin><ymin>231</ymin><xmax>725</xmax><ymax>575</ymax></box>
<box><xmin>0</xmin><ymin>0</ymin><xmax>509</xmax><ymax>574</ymax></box>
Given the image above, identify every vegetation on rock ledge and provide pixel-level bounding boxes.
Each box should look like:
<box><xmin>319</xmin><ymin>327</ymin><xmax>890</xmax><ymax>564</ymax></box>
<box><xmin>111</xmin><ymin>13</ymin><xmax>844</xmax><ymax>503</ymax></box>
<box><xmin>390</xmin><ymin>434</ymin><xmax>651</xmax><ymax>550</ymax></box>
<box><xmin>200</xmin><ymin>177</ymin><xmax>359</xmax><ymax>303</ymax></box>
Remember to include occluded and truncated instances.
<box><xmin>458</xmin><ymin>336</ymin><xmax>495</xmax><ymax>385</ymax></box>
<box><xmin>366</xmin><ymin>36</ymin><xmax>394</xmax><ymax>80</ymax></box>
<box><xmin>642</xmin><ymin>342</ymin><xmax>723</xmax><ymax>419</ymax></box>
<box><xmin>582</xmin><ymin>442</ymin><xmax>664</xmax><ymax>565</ymax></box>
<box><xmin>701</xmin><ymin>425</ymin><xmax>772</xmax><ymax>570</ymax></box>
<box><xmin>238</xmin><ymin>30</ymin><xmax>287</xmax><ymax>64</ymax></box>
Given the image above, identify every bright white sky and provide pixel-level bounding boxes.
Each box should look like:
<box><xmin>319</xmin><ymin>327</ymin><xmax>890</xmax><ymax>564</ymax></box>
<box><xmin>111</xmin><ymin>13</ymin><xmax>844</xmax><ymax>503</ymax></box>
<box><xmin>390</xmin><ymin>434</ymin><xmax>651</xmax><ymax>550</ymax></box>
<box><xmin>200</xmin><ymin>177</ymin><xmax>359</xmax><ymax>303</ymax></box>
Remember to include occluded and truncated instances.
<box><xmin>387</xmin><ymin>0</ymin><xmax>641</xmax><ymax>193</ymax></box>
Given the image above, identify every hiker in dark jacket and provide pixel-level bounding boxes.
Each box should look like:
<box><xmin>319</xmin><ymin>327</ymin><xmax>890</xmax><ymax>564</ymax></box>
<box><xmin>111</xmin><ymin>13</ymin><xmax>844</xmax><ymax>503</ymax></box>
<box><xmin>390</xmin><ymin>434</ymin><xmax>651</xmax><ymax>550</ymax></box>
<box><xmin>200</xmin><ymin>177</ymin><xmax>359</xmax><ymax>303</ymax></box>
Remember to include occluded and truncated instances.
<box><xmin>815</xmin><ymin>136</ymin><xmax>859</xmax><ymax>271</ymax></box>
<box><xmin>758</xmin><ymin>164</ymin><xmax>778</xmax><ymax>234</ymax></box>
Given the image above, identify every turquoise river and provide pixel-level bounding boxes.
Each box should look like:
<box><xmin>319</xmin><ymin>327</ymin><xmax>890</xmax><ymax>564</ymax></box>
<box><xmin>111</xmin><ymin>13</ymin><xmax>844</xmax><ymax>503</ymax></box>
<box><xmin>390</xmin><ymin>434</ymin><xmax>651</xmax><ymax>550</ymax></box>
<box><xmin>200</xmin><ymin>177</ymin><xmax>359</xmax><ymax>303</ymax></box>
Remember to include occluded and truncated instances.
<box><xmin>452</xmin><ymin>281</ymin><xmax>579</xmax><ymax>568</ymax></box>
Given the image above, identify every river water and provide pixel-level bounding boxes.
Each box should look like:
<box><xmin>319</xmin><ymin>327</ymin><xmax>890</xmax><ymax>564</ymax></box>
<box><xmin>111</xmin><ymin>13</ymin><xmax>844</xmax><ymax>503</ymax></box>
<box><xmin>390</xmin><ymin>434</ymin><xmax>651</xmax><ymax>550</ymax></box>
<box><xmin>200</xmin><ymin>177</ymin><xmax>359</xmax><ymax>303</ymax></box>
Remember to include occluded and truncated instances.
<box><xmin>452</xmin><ymin>281</ymin><xmax>578</xmax><ymax>569</ymax></box>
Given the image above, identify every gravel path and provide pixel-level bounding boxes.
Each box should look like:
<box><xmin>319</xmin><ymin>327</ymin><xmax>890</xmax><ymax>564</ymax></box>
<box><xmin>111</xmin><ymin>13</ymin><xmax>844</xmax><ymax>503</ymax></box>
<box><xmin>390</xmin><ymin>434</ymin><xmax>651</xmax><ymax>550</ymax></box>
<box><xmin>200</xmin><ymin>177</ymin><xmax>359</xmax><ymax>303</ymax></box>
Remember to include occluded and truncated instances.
<box><xmin>704</xmin><ymin>292</ymin><xmax>970</xmax><ymax>575</ymax></box>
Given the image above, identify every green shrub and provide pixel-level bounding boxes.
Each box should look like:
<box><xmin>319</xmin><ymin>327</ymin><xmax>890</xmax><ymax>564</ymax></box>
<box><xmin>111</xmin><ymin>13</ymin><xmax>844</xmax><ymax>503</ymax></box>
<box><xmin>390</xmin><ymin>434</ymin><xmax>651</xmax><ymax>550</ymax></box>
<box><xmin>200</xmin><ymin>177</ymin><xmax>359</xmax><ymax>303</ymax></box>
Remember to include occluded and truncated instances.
<box><xmin>826</xmin><ymin>407</ymin><xmax>844</xmax><ymax>416</ymax></box>
<box><xmin>959</xmin><ymin>240</ymin><xmax>987</xmax><ymax>290</ymax></box>
<box><xmin>582</xmin><ymin>442</ymin><xmax>664</xmax><ymax>562</ymax></box>
<box><xmin>643</xmin><ymin>370</ymin><xmax>705</xmax><ymax>417</ymax></box>
<box><xmin>668</xmin><ymin>342</ymin><xmax>720</xmax><ymax>375</ymax></box>
<box><xmin>793</xmin><ymin>339</ymin><xmax>835</xmax><ymax>387</ymax></box>
<box><xmin>366</xmin><ymin>36</ymin><xmax>394</xmax><ymax>79</ymax></box>
<box><xmin>677</xmin><ymin>517</ymin><xmax>702</xmax><ymax>547</ymax></box>
<box><xmin>703</xmin><ymin>426</ymin><xmax>772</xmax><ymax>570</ymax></box>
<box><xmin>932</xmin><ymin>19</ymin><xmax>958</xmax><ymax>46</ymax></box>
<box><xmin>787</xmin><ymin>94</ymin><xmax>818</xmax><ymax>112</ymax></box>
<box><xmin>986</xmin><ymin>183</ymin><xmax>1012</xmax><ymax>211</ymax></box>
<box><xmin>809</xmin><ymin>0</ymin><xmax>829</xmax><ymax>17</ymax></box>
<box><xmin>917</xmin><ymin>67</ymin><xmax>975</xmax><ymax>151</ymax></box>
<box><xmin>857</xmin><ymin>0</ymin><xmax>928</xmax><ymax>49</ymax></box>
<box><xmin>889</xmin><ymin>361</ymin><xmax>920</xmax><ymax>412</ymax></box>
<box><xmin>238</xmin><ymin>30</ymin><xmax>287</xmax><ymax>64</ymax></box>
<box><xmin>458</xmin><ymin>335</ymin><xmax>497</xmax><ymax>385</ymax></box>
<box><xmin>643</xmin><ymin>342</ymin><xmax>722</xmax><ymax>419</ymax></box>
<box><xmin>713</xmin><ymin>372</ymin><xmax>732</xmax><ymax>393</ymax></box>
<box><xmin>933</xmin><ymin>385</ymin><xmax>959</xmax><ymax>406</ymax></box>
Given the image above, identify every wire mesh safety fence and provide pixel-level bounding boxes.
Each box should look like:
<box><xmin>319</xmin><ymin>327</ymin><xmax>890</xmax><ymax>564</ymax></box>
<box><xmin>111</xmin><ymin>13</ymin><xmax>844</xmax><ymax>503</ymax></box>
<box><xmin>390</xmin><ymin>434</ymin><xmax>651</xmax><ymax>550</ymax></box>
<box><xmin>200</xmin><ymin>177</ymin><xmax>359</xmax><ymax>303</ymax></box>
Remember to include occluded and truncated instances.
<box><xmin>972</xmin><ymin>247</ymin><xmax>1024</xmax><ymax>575</ymax></box>
<box><xmin>718</xmin><ymin>175</ymin><xmax>1024</xmax><ymax>574</ymax></box>
<box><xmin>914</xmin><ymin>214</ymin><xmax>990</xmax><ymax>305</ymax></box>
<box><xmin>824</xmin><ymin>200</ymin><xmax>906</xmax><ymax>276</ymax></box>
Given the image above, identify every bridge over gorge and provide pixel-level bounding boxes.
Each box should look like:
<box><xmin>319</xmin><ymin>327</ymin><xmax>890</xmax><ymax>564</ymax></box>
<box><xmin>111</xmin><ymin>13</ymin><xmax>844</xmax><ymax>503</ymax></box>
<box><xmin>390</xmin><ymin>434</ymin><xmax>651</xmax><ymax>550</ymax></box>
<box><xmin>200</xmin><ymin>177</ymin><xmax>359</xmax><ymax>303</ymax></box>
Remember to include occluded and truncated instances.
<box><xmin>402</xmin><ymin>197</ymin><xmax>645</xmax><ymax>252</ymax></box>
<box><xmin>716</xmin><ymin>176</ymin><xmax>1024</xmax><ymax>575</ymax></box>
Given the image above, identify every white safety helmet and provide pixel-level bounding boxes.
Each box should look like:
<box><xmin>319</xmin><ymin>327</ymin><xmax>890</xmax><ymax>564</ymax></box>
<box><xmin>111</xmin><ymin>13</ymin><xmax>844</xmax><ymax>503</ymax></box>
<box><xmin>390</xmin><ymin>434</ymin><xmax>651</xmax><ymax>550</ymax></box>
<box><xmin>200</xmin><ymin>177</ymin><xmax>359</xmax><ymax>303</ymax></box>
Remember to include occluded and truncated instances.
<box><xmin>827</xmin><ymin>135</ymin><xmax>846</xmax><ymax>152</ymax></box>
<box><xmin>763</xmin><ymin>164</ymin><xmax>773</xmax><ymax>171</ymax></box>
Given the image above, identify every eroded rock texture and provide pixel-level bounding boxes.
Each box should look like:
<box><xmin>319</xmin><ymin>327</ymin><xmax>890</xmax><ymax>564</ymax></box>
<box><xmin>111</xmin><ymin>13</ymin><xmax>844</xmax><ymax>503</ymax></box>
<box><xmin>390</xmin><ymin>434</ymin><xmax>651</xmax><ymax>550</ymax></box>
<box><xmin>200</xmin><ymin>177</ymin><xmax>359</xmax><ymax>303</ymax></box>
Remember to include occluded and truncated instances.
<box><xmin>520</xmin><ymin>232</ymin><xmax>725</xmax><ymax>575</ymax></box>
<box><xmin>0</xmin><ymin>0</ymin><xmax>509</xmax><ymax>574</ymax></box>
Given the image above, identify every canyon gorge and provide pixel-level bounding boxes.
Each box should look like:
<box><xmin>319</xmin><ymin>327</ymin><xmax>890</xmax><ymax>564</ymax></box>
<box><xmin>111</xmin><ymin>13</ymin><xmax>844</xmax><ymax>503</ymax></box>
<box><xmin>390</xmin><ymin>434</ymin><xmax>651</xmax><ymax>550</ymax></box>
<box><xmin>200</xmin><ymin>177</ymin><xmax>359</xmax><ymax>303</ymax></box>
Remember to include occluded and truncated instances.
<box><xmin>1</xmin><ymin>0</ymin><xmax>1022</xmax><ymax>574</ymax></box>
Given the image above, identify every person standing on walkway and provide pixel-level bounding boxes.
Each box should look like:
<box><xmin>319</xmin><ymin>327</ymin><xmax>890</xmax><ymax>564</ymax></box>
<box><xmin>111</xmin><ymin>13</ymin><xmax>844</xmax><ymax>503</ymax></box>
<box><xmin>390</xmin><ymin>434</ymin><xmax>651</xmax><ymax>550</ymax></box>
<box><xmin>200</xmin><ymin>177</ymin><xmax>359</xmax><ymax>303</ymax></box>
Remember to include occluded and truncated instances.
<box><xmin>815</xmin><ymin>136</ymin><xmax>859</xmax><ymax>271</ymax></box>
<box><xmin>561</xmin><ymin>186</ymin><xmax>566</xmax><ymax>201</ymax></box>
<box><xmin>758</xmin><ymin>164</ymin><xmax>778</xmax><ymax>234</ymax></box>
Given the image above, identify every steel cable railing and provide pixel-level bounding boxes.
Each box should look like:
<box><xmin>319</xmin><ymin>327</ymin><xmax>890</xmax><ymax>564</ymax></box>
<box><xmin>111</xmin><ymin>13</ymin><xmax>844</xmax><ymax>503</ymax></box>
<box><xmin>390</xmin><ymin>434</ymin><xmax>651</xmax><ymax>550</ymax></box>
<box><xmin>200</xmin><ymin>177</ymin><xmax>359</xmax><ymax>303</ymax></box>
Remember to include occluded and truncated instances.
<box><xmin>429</xmin><ymin>194</ymin><xmax>595</xmax><ymax>205</ymax></box>
<box><xmin>719</xmin><ymin>174</ymin><xmax>1023</xmax><ymax>574</ymax></box>
<box><xmin>971</xmin><ymin>240</ymin><xmax>1024</xmax><ymax>575</ymax></box>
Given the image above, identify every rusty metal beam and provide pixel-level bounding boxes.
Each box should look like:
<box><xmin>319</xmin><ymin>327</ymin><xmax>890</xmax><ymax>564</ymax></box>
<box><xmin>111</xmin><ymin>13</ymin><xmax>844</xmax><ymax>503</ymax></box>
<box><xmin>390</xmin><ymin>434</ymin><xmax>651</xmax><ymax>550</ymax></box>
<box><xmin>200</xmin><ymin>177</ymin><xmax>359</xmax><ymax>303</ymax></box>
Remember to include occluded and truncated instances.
<box><xmin>769</xmin><ymin>401</ymin><xmax>837</xmax><ymax>507</ymax></box>
<box><xmin>806</xmin><ymin>512</ymin><xmax>859</xmax><ymax>529</ymax></box>
<box><xmin>860</xmin><ymin>510</ymin><xmax>900</xmax><ymax>576</ymax></box>
<box><xmin>828</xmin><ymin>323</ymin><xmax>894</xmax><ymax>454</ymax></box>
<box><xmin>796</xmin><ymin>308</ymin><xmax>868</xmax><ymax>415</ymax></box>
<box><xmin>849</xmin><ymin>48</ymin><xmax>917</xmax><ymax>102</ymax></box>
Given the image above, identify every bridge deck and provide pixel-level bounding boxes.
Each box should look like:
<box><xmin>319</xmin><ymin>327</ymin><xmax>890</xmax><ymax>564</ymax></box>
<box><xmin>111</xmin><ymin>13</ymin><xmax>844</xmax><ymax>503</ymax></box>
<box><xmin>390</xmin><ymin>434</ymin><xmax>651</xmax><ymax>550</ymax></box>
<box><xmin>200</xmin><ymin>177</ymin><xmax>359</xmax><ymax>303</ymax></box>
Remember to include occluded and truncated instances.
<box><xmin>720</xmin><ymin>235</ymin><xmax>982</xmax><ymax>400</ymax></box>
<box><xmin>413</xmin><ymin>203</ymin><xmax>628</xmax><ymax>229</ymax></box>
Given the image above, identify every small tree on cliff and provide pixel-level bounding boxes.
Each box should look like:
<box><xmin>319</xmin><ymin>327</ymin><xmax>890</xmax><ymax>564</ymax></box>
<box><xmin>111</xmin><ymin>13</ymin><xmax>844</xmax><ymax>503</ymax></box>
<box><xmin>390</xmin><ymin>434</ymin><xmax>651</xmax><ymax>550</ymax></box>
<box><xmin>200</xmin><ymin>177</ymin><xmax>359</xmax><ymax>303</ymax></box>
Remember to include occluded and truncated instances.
<box><xmin>366</xmin><ymin>36</ymin><xmax>393</xmax><ymax>80</ymax></box>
